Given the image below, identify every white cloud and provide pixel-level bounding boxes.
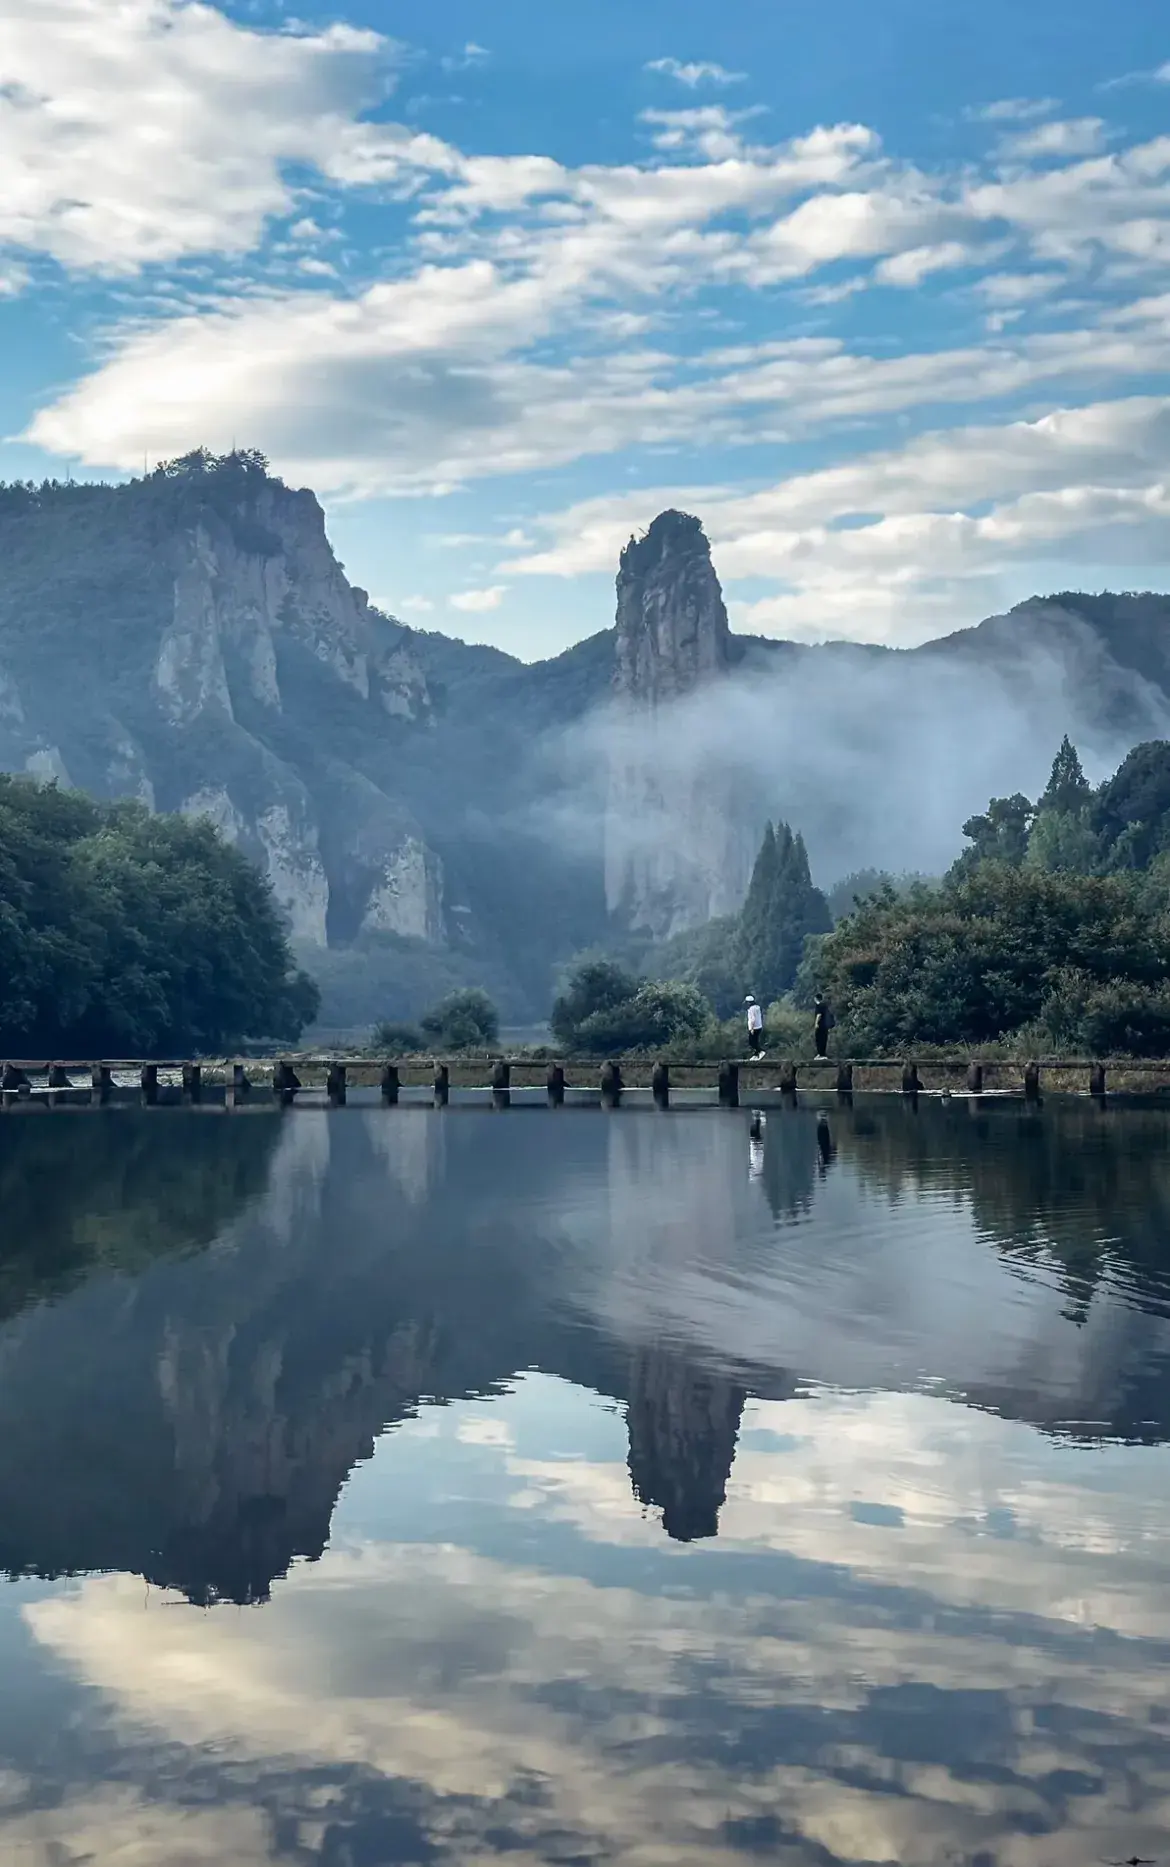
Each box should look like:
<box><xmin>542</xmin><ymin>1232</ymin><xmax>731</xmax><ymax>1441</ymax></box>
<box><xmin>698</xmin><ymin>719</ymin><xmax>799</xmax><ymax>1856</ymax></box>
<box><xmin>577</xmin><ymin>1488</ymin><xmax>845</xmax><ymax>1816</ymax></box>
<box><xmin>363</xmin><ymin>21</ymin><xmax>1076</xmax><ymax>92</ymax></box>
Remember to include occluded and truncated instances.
<box><xmin>873</xmin><ymin>240</ymin><xmax>975</xmax><ymax>286</ymax></box>
<box><xmin>975</xmin><ymin>270</ymin><xmax>1063</xmax><ymax>304</ymax></box>
<box><xmin>644</xmin><ymin>57</ymin><xmax>745</xmax><ymax>88</ymax></box>
<box><xmin>0</xmin><ymin>0</ymin><xmax>454</xmax><ymax>272</ymax></box>
<box><xmin>28</xmin><ymin>282</ymin><xmax>1170</xmax><ymax>502</ymax></box>
<box><xmin>965</xmin><ymin>96</ymin><xmax>1060</xmax><ymax>124</ymax></box>
<box><xmin>450</xmin><ymin>585</ymin><xmax>508</xmax><ymax>611</ymax></box>
<box><xmin>441</xmin><ymin>40</ymin><xmax>490</xmax><ymax>72</ymax></box>
<box><xmin>640</xmin><ymin>105</ymin><xmax>766</xmax><ymax>161</ymax></box>
<box><xmin>397</xmin><ymin>594</ymin><xmax>435</xmax><ymax>612</ymax></box>
<box><xmin>999</xmin><ymin>117</ymin><xmax>1108</xmax><ymax>161</ymax></box>
<box><xmin>8</xmin><ymin>11</ymin><xmax>1170</xmax><ymax>646</ymax></box>
<box><xmin>499</xmin><ymin>393</ymin><xmax>1170</xmax><ymax>643</ymax></box>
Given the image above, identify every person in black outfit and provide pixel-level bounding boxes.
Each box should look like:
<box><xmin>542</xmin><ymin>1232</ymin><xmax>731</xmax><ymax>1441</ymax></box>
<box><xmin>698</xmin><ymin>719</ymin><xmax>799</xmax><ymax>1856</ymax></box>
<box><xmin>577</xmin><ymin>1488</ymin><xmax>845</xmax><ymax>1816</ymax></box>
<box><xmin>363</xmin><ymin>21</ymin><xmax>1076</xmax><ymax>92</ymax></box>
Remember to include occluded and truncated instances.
<box><xmin>813</xmin><ymin>994</ymin><xmax>832</xmax><ymax>1058</ymax></box>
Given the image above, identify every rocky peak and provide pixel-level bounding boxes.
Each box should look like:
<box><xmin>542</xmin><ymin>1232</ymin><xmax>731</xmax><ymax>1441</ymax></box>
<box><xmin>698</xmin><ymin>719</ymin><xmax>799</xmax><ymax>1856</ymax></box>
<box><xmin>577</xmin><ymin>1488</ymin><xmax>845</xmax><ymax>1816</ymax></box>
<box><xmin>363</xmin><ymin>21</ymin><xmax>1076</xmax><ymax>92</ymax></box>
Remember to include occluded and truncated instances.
<box><xmin>614</xmin><ymin>510</ymin><xmax>731</xmax><ymax>706</ymax></box>
<box><xmin>605</xmin><ymin>510</ymin><xmax>755</xmax><ymax>937</ymax></box>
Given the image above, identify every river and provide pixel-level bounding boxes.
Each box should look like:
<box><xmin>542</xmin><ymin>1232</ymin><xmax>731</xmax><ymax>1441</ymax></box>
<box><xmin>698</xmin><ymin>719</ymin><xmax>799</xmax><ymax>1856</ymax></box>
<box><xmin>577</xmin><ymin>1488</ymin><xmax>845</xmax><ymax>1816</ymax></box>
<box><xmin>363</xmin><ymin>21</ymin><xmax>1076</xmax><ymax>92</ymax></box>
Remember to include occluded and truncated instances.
<box><xmin>1</xmin><ymin>1097</ymin><xmax>1168</xmax><ymax>1864</ymax></box>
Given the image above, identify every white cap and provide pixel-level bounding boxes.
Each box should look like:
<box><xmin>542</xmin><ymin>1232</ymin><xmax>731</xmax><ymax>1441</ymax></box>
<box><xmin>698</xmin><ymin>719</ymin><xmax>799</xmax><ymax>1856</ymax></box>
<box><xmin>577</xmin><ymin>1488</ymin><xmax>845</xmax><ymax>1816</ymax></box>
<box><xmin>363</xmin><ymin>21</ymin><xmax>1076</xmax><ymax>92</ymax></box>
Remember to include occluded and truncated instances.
<box><xmin>744</xmin><ymin>994</ymin><xmax>756</xmax><ymax>1003</ymax></box>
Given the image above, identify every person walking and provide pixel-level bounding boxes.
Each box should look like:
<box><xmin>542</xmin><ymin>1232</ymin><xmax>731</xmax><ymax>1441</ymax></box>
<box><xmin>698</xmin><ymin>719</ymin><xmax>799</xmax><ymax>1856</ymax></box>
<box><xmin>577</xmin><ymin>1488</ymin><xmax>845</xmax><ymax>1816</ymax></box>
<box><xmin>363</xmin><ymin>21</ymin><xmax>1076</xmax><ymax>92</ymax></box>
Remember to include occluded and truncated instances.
<box><xmin>813</xmin><ymin>993</ymin><xmax>833</xmax><ymax>1059</ymax></box>
<box><xmin>745</xmin><ymin>994</ymin><xmax>765</xmax><ymax>1058</ymax></box>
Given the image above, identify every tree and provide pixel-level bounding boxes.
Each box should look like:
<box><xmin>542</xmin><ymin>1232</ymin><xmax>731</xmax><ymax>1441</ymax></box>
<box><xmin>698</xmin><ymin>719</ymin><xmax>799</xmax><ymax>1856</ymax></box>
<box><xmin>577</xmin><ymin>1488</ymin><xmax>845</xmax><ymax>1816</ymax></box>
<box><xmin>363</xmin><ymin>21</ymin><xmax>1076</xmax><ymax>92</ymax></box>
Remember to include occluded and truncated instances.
<box><xmin>954</xmin><ymin>793</ymin><xmax>1034</xmax><ymax>873</ymax></box>
<box><xmin>370</xmin><ymin>1019</ymin><xmax>424</xmax><ymax>1055</ymax></box>
<box><xmin>551</xmin><ymin>960</ymin><xmax>638</xmax><ymax>1049</ymax></box>
<box><xmin>811</xmin><ymin>862</ymin><xmax>1170</xmax><ymax>1056</ymax></box>
<box><xmin>566</xmin><ymin>981</ymin><xmax>710</xmax><ymax>1055</ymax></box>
<box><xmin>1093</xmin><ymin>741</ymin><xmax>1170</xmax><ymax>870</ymax></box>
<box><xmin>1026</xmin><ymin>806</ymin><xmax>1101</xmax><ymax>875</ymax></box>
<box><xmin>0</xmin><ymin>778</ymin><xmax>318</xmax><ymax>1055</ymax></box>
<box><xmin>737</xmin><ymin>820</ymin><xmax>832</xmax><ymax>1003</ymax></box>
<box><xmin>1040</xmin><ymin>735</ymin><xmax>1092</xmax><ymax>815</ymax></box>
<box><xmin>419</xmin><ymin>988</ymin><xmax>499</xmax><ymax>1050</ymax></box>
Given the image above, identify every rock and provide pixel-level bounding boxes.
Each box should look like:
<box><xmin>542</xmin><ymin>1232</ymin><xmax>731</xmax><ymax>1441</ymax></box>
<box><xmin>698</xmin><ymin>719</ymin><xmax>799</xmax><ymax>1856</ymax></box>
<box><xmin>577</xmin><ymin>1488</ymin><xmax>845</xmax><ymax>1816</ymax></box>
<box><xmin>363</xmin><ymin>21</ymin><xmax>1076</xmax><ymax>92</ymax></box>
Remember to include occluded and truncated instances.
<box><xmin>613</xmin><ymin>509</ymin><xmax>732</xmax><ymax>705</ymax></box>
<box><xmin>0</xmin><ymin>460</ymin><xmax>441</xmax><ymax>956</ymax></box>
<box><xmin>605</xmin><ymin>509</ymin><xmax>756</xmax><ymax>937</ymax></box>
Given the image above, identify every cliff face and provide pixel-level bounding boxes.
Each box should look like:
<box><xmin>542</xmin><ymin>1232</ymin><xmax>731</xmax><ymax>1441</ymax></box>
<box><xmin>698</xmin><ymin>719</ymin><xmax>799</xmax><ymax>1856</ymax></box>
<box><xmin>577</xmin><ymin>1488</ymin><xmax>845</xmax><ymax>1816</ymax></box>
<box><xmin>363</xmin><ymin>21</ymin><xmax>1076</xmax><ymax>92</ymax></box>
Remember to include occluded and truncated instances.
<box><xmin>605</xmin><ymin>510</ymin><xmax>756</xmax><ymax>938</ymax></box>
<box><xmin>612</xmin><ymin>510</ymin><xmax>732</xmax><ymax>705</ymax></box>
<box><xmin>0</xmin><ymin>465</ymin><xmax>443</xmax><ymax>951</ymax></box>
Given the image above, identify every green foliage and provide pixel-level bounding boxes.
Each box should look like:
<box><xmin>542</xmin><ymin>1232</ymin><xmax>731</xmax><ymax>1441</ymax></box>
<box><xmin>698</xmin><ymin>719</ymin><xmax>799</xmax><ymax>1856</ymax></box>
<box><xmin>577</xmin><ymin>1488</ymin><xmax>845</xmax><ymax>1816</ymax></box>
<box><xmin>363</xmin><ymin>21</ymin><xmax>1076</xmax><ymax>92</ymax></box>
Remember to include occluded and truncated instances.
<box><xmin>419</xmin><ymin>987</ymin><xmax>500</xmax><ymax>1051</ymax></box>
<box><xmin>1093</xmin><ymin>740</ymin><xmax>1170</xmax><ymax>869</ymax></box>
<box><xmin>954</xmin><ymin>793</ymin><xmax>1035</xmax><ymax>873</ymax></box>
<box><xmin>825</xmin><ymin>869</ymin><xmax>938</xmax><ymax>924</ymax></box>
<box><xmin>369</xmin><ymin>1019</ymin><xmax>425</xmax><ymax>1055</ymax></box>
<box><xmin>550</xmin><ymin>960</ymin><xmax>639</xmax><ymax>1048</ymax></box>
<box><xmin>1025</xmin><ymin>806</ymin><xmax>1102</xmax><ymax>875</ymax></box>
<box><xmin>644</xmin><ymin>915</ymin><xmax>743</xmax><ymax>1016</ymax></box>
<box><xmin>810</xmin><ymin>861</ymin><xmax>1170</xmax><ymax>1056</ymax></box>
<box><xmin>0</xmin><ymin>776</ymin><xmax>318</xmax><ymax>1055</ymax></box>
<box><xmin>736</xmin><ymin>820</ymin><xmax>832</xmax><ymax>1002</ymax></box>
<box><xmin>570</xmin><ymin>980</ymin><xmax>711</xmax><ymax>1055</ymax></box>
<box><xmin>549</xmin><ymin>959</ymin><xmax>712</xmax><ymax>1053</ymax></box>
<box><xmin>1040</xmin><ymin>734</ymin><xmax>1092</xmax><ymax>814</ymax></box>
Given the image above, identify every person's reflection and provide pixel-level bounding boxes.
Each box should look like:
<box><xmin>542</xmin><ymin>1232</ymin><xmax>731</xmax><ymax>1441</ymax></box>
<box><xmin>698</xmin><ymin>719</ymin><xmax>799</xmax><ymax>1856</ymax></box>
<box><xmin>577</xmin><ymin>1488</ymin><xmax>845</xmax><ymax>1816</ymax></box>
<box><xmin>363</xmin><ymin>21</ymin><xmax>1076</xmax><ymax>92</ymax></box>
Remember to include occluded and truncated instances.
<box><xmin>816</xmin><ymin>1113</ymin><xmax>837</xmax><ymax>1175</ymax></box>
<box><xmin>748</xmin><ymin>1110</ymin><xmax>765</xmax><ymax>1179</ymax></box>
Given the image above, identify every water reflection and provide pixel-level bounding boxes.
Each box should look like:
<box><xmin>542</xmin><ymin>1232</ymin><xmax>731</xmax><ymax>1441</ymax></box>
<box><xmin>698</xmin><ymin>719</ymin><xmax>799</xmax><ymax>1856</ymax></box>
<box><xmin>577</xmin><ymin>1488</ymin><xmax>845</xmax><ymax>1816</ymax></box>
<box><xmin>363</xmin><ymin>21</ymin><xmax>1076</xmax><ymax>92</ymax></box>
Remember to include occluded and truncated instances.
<box><xmin>0</xmin><ymin>1100</ymin><xmax>1169</xmax><ymax>1864</ymax></box>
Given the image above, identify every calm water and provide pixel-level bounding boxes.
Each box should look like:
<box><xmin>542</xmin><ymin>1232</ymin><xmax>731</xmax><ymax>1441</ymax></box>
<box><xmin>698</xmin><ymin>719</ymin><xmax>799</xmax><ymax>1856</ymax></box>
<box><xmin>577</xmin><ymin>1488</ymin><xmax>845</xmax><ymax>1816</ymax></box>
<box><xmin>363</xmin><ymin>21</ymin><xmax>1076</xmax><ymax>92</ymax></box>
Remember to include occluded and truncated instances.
<box><xmin>2</xmin><ymin>1098</ymin><xmax>1170</xmax><ymax>1865</ymax></box>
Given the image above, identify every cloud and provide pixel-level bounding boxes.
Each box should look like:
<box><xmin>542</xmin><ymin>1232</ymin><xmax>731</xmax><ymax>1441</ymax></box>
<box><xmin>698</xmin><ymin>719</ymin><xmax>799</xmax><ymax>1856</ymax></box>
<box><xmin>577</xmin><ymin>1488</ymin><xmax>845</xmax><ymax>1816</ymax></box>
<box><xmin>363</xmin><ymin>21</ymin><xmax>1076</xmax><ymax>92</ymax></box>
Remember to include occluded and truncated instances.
<box><xmin>499</xmin><ymin>392</ymin><xmax>1170</xmax><ymax>644</ymax></box>
<box><xmin>9</xmin><ymin>11</ymin><xmax>1170</xmax><ymax>645</ymax></box>
<box><xmin>873</xmin><ymin>240</ymin><xmax>975</xmax><ymax>286</ymax></box>
<box><xmin>644</xmin><ymin>57</ymin><xmax>745</xmax><ymax>88</ymax></box>
<box><xmin>441</xmin><ymin>40</ymin><xmax>490</xmax><ymax>72</ymax></box>
<box><xmin>12</xmin><ymin>1371</ymin><xmax>1170</xmax><ymax>1867</ymax></box>
<box><xmin>450</xmin><ymin>585</ymin><xmax>508</xmax><ymax>611</ymax></box>
<box><xmin>998</xmin><ymin>117</ymin><xmax>1108</xmax><ymax>161</ymax></box>
<box><xmin>965</xmin><ymin>96</ymin><xmax>1060</xmax><ymax>124</ymax></box>
<box><xmin>0</xmin><ymin>0</ymin><xmax>456</xmax><ymax>272</ymax></box>
<box><xmin>640</xmin><ymin>105</ymin><xmax>767</xmax><ymax>160</ymax></box>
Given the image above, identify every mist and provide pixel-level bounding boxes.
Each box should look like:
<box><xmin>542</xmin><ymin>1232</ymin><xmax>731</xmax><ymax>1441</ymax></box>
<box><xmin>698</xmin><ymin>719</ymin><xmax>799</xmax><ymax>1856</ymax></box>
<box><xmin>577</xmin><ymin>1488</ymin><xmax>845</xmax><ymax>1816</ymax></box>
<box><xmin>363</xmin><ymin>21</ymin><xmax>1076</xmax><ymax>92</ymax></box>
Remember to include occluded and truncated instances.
<box><xmin>536</xmin><ymin>617</ymin><xmax>1170</xmax><ymax>908</ymax></box>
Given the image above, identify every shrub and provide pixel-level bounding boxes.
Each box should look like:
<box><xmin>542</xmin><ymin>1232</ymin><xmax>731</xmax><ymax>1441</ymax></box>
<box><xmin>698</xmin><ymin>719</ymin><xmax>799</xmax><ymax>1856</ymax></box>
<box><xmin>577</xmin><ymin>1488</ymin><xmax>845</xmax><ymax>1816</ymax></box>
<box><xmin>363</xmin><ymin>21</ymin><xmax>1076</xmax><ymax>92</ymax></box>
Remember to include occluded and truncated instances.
<box><xmin>419</xmin><ymin>988</ymin><xmax>499</xmax><ymax>1051</ymax></box>
<box><xmin>571</xmin><ymin>980</ymin><xmax>710</xmax><ymax>1054</ymax></box>
<box><xmin>370</xmin><ymin>1019</ymin><xmax>424</xmax><ymax>1054</ymax></box>
<box><xmin>550</xmin><ymin>960</ymin><xmax>639</xmax><ymax>1049</ymax></box>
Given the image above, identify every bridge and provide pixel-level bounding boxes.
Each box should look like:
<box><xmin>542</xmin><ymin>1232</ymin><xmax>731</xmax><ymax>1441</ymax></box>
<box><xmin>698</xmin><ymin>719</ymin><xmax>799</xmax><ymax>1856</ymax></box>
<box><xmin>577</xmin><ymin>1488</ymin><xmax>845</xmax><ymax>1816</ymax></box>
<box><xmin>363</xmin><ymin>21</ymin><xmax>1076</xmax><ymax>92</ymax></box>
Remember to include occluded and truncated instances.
<box><xmin>1</xmin><ymin>1054</ymin><xmax>1166</xmax><ymax>1107</ymax></box>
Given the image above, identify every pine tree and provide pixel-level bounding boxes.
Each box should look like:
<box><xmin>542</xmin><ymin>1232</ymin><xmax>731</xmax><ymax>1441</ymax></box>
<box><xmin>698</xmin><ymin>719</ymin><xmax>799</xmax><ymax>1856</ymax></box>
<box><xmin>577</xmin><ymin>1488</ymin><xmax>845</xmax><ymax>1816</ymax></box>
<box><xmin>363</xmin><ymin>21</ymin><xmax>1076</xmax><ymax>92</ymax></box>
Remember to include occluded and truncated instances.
<box><xmin>738</xmin><ymin>822</ymin><xmax>780</xmax><ymax>996</ymax></box>
<box><xmin>1040</xmin><ymin>736</ymin><xmax>1091</xmax><ymax>815</ymax></box>
<box><xmin>737</xmin><ymin>820</ymin><xmax>832</xmax><ymax>1003</ymax></box>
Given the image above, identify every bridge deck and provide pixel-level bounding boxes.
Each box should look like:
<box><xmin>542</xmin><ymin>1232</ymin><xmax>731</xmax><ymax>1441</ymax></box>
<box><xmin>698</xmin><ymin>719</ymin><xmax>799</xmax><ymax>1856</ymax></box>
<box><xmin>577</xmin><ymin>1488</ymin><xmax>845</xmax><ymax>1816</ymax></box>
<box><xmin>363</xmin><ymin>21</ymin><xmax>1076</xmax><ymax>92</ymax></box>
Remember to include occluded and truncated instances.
<box><xmin>2</xmin><ymin>1054</ymin><xmax>1169</xmax><ymax>1103</ymax></box>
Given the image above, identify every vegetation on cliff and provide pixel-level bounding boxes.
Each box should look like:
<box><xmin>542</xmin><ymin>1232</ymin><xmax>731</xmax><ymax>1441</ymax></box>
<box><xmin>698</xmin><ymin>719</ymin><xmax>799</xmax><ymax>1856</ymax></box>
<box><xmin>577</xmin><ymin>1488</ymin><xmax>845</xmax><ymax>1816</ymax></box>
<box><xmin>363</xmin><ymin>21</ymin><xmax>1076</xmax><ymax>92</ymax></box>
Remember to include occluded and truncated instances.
<box><xmin>0</xmin><ymin>776</ymin><xmax>319</xmax><ymax>1055</ymax></box>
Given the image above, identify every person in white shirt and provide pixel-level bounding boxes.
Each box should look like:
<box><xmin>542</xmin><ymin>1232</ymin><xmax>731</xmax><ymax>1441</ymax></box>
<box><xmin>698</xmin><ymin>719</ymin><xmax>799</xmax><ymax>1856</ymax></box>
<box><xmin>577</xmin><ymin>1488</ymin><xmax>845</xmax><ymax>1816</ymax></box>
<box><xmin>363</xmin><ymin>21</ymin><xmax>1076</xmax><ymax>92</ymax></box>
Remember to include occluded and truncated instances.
<box><xmin>745</xmin><ymin>994</ymin><xmax>765</xmax><ymax>1058</ymax></box>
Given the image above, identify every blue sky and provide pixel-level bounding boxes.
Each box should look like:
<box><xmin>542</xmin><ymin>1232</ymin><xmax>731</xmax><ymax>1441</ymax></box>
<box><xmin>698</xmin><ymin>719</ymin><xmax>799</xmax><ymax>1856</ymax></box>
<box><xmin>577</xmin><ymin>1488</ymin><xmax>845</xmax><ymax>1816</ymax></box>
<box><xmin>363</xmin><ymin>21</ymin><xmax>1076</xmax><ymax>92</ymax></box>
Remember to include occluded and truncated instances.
<box><xmin>2</xmin><ymin>0</ymin><xmax>1169</xmax><ymax>659</ymax></box>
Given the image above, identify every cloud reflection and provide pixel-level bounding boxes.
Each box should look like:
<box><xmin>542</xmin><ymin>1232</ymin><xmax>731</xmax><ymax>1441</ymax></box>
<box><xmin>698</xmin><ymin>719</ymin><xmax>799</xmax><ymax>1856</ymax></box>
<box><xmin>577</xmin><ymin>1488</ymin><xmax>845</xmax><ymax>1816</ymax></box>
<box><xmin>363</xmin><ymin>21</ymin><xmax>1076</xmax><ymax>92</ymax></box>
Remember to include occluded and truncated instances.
<box><xmin>12</xmin><ymin>1378</ymin><xmax>1170</xmax><ymax>1866</ymax></box>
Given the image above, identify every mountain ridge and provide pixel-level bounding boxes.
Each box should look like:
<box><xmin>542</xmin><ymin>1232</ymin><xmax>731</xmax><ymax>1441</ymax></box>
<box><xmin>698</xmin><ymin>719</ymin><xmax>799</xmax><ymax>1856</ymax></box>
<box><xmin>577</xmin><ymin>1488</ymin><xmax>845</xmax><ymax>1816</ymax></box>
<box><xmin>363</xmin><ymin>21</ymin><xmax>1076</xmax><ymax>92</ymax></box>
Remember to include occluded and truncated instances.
<box><xmin>3</xmin><ymin>455</ymin><xmax>1170</xmax><ymax>1021</ymax></box>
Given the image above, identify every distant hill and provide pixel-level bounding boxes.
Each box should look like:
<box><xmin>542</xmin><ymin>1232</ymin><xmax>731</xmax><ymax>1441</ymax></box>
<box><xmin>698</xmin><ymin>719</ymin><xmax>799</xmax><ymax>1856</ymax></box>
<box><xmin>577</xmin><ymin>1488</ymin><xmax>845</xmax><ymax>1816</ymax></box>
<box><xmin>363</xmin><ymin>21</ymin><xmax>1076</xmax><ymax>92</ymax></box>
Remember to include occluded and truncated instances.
<box><xmin>2</xmin><ymin>453</ymin><xmax>1168</xmax><ymax>1022</ymax></box>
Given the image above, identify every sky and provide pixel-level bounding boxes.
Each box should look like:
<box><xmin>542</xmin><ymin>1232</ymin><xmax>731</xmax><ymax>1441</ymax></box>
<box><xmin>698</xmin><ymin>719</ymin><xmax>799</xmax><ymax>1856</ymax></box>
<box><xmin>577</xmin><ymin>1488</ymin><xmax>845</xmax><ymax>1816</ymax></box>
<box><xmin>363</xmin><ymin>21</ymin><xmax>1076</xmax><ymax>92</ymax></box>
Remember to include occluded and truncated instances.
<box><xmin>1</xmin><ymin>1</ymin><xmax>1169</xmax><ymax>661</ymax></box>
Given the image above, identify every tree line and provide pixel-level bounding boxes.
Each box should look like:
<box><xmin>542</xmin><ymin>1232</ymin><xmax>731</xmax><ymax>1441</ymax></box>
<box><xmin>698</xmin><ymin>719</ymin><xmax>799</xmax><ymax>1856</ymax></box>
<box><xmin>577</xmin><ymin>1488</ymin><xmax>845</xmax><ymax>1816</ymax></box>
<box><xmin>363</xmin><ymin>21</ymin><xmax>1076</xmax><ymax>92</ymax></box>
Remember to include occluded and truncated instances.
<box><xmin>807</xmin><ymin>737</ymin><xmax>1170</xmax><ymax>1056</ymax></box>
<box><xmin>544</xmin><ymin>736</ymin><xmax>1170</xmax><ymax>1059</ymax></box>
<box><xmin>370</xmin><ymin>736</ymin><xmax>1170</xmax><ymax>1061</ymax></box>
<box><xmin>0</xmin><ymin>777</ymin><xmax>318</xmax><ymax>1057</ymax></box>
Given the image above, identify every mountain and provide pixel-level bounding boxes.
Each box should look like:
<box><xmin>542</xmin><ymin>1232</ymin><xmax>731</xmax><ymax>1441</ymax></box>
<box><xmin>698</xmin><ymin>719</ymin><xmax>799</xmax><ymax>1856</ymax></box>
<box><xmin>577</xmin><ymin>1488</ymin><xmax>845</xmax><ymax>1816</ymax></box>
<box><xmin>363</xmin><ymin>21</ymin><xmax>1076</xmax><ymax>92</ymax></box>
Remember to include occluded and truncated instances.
<box><xmin>605</xmin><ymin>510</ymin><xmax>759</xmax><ymax>937</ymax></box>
<box><xmin>3</xmin><ymin>451</ymin><xmax>1170</xmax><ymax>1024</ymax></box>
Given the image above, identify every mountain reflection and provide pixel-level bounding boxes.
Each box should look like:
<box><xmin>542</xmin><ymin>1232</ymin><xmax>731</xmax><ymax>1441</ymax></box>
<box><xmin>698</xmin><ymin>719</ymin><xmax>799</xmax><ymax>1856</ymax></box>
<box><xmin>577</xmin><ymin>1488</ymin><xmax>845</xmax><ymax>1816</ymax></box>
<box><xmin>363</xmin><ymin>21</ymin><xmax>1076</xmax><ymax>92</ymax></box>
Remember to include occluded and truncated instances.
<box><xmin>0</xmin><ymin>1099</ymin><xmax>1169</xmax><ymax>1604</ymax></box>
